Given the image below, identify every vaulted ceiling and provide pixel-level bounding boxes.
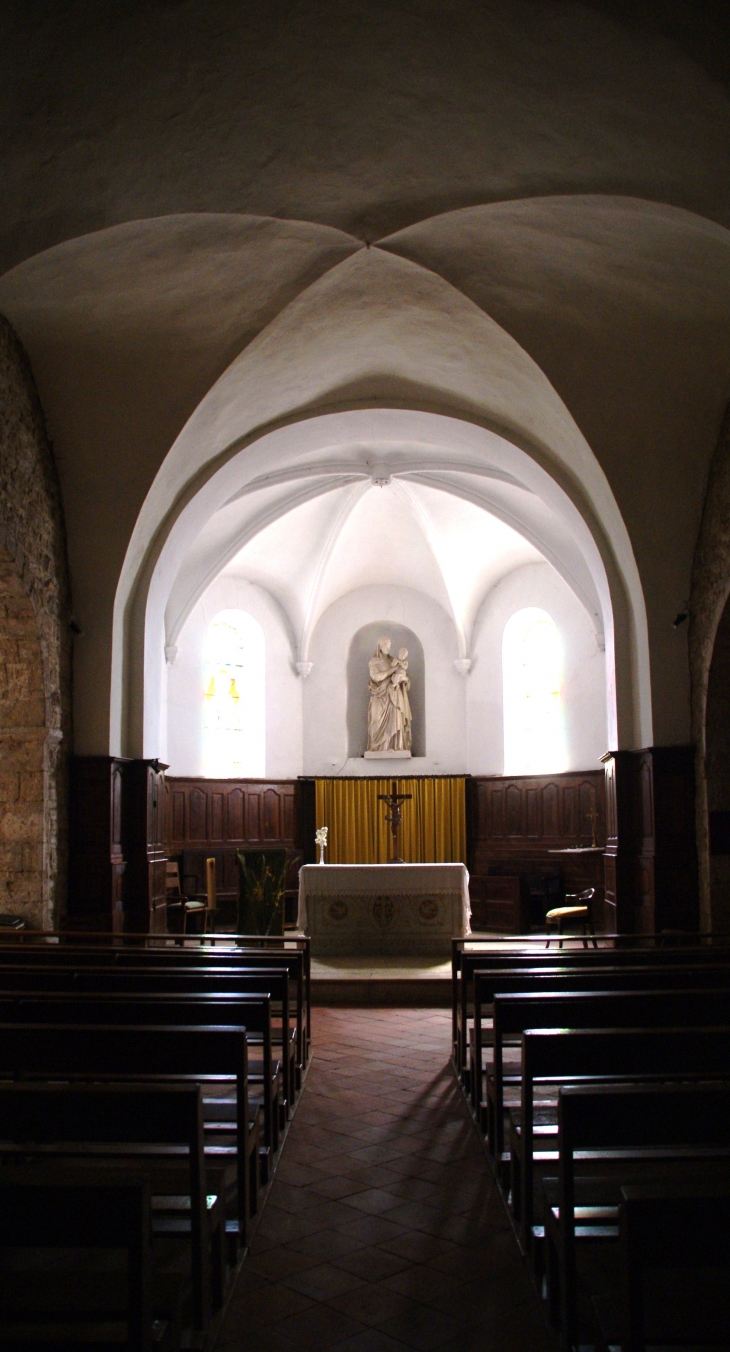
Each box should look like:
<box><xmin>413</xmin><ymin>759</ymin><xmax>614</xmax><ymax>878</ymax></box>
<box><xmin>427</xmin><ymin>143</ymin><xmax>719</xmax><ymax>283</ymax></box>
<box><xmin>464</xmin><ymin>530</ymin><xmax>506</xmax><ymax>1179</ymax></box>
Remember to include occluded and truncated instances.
<box><xmin>2</xmin><ymin>1</ymin><xmax>730</xmax><ymax>752</ymax></box>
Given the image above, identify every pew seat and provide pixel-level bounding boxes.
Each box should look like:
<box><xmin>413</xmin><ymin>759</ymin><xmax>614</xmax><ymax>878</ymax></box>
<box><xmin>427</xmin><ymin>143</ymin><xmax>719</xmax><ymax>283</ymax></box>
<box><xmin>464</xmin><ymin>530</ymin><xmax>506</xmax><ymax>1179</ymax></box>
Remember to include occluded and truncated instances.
<box><xmin>0</xmin><ymin>1163</ymin><xmax>179</xmax><ymax>1352</ymax></box>
<box><xmin>592</xmin><ymin>1182</ymin><xmax>730</xmax><ymax>1352</ymax></box>
<box><xmin>544</xmin><ymin>1083</ymin><xmax>730</xmax><ymax>1352</ymax></box>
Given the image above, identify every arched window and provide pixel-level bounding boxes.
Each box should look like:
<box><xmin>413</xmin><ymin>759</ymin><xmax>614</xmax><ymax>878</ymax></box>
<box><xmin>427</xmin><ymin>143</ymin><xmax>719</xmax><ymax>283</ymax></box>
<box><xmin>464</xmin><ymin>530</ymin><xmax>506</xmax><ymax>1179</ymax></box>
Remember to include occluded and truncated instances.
<box><xmin>502</xmin><ymin>608</ymin><xmax>566</xmax><ymax>776</ymax></box>
<box><xmin>203</xmin><ymin>610</ymin><xmax>265</xmax><ymax>777</ymax></box>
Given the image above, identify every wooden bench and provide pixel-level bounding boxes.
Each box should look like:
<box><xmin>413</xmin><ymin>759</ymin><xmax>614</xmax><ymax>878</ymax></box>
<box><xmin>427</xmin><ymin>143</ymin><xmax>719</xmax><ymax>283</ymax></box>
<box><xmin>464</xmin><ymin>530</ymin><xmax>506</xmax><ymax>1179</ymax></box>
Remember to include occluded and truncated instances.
<box><xmin>452</xmin><ymin>943</ymin><xmax>730</xmax><ymax>1082</ymax></box>
<box><xmin>0</xmin><ymin>967</ymin><xmax>292</xmax><ymax>1136</ymax></box>
<box><xmin>510</xmin><ymin>1025</ymin><xmax>730</xmax><ymax>1251</ymax></box>
<box><xmin>594</xmin><ymin>1181</ymin><xmax>730</xmax><ymax>1352</ymax></box>
<box><xmin>545</xmin><ymin>1082</ymin><xmax>730</xmax><ymax>1351</ymax></box>
<box><xmin>0</xmin><ymin>1162</ymin><xmax>171</xmax><ymax>1352</ymax></box>
<box><xmin>470</xmin><ymin>962</ymin><xmax>730</xmax><ymax>1110</ymax></box>
<box><xmin>0</xmin><ymin>935</ymin><xmax>312</xmax><ymax>1063</ymax></box>
<box><xmin>0</xmin><ymin>990</ymin><xmax>277</xmax><ymax>1164</ymax></box>
<box><xmin>0</xmin><ymin>1022</ymin><xmax>254</xmax><ymax>1248</ymax></box>
<box><xmin>0</xmin><ymin>1082</ymin><xmax>222</xmax><ymax>1332</ymax></box>
<box><xmin>483</xmin><ymin>986</ymin><xmax>730</xmax><ymax>1153</ymax></box>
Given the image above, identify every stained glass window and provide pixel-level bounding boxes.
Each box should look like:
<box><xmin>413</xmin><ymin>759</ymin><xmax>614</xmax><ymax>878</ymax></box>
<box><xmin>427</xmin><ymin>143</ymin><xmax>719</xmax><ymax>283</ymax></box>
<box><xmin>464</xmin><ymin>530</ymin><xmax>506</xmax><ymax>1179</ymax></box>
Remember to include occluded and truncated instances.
<box><xmin>203</xmin><ymin>610</ymin><xmax>265</xmax><ymax>777</ymax></box>
<box><xmin>502</xmin><ymin>607</ymin><xmax>566</xmax><ymax>775</ymax></box>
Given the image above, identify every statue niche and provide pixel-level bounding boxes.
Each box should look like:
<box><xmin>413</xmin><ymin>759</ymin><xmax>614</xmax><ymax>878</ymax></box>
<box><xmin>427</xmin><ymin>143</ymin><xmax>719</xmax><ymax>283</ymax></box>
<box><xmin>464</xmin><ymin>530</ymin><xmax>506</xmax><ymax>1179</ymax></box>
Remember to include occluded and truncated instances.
<box><xmin>365</xmin><ymin>636</ymin><xmax>412</xmax><ymax>758</ymax></box>
<box><xmin>346</xmin><ymin>622</ymin><xmax>425</xmax><ymax>759</ymax></box>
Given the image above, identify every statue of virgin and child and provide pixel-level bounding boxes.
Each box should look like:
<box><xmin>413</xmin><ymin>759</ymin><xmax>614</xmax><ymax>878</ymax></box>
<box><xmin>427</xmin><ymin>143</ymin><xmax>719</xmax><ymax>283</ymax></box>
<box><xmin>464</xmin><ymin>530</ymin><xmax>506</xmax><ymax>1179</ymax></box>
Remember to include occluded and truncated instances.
<box><xmin>364</xmin><ymin>637</ymin><xmax>413</xmax><ymax>757</ymax></box>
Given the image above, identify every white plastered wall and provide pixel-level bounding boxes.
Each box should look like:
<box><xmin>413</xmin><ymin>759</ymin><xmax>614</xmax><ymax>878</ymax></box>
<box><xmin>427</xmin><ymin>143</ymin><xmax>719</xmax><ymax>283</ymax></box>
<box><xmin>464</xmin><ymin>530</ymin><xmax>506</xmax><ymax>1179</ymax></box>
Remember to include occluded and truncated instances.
<box><xmin>304</xmin><ymin>585</ymin><xmax>465</xmax><ymax>776</ymax></box>
<box><xmin>467</xmin><ymin>563</ymin><xmax>608</xmax><ymax>775</ymax></box>
<box><xmin>166</xmin><ymin>574</ymin><xmax>302</xmax><ymax>778</ymax></box>
<box><xmin>166</xmin><ymin>566</ymin><xmax>609</xmax><ymax>778</ymax></box>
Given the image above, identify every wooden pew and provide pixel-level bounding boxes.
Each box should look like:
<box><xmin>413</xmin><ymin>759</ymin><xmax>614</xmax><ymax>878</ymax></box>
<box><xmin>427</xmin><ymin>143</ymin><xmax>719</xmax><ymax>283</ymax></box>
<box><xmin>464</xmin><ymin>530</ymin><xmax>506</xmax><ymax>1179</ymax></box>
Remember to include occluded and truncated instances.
<box><xmin>453</xmin><ymin>943</ymin><xmax>730</xmax><ymax>1081</ymax></box>
<box><xmin>596</xmin><ymin>1181</ymin><xmax>730</xmax><ymax>1352</ymax></box>
<box><xmin>0</xmin><ymin>1163</ymin><xmax>168</xmax><ymax>1352</ymax></box>
<box><xmin>0</xmin><ymin>944</ymin><xmax>308</xmax><ymax>1082</ymax></box>
<box><xmin>0</xmin><ymin>1082</ymin><xmax>222</xmax><ymax>1332</ymax></box>
<box><xmin>545</xmin><ymin>1082</ymin><xmax>730</xmax><ymax>1351</ymax></box>
<box><xmin>0</xmin><ymin>990</ymin><xmax>278</xmax><ymax>1158</ymax></box>
<box><xmin>0</xmin><ymin>1023</ymin><xmax>253</xmax><ymax>1247</ymax></box>
<box><xmin>510</xmin><ymin>1026</ymin><xmax>730</xmax><ymax>1251</ymax></box>
<box><xmin>0</xmin><ymin>966</ymin><xmax>294</xmax><ymax>1130</ymax></box>
<box><xmin>470</xmin><ymin>962</ymin><xmax>730</xmax><ymax>1106</ymax></box>
<box><xmin>483</xmin><ymin>987</ymin><xmax>730</xmax><ymax>1152</ymax></box>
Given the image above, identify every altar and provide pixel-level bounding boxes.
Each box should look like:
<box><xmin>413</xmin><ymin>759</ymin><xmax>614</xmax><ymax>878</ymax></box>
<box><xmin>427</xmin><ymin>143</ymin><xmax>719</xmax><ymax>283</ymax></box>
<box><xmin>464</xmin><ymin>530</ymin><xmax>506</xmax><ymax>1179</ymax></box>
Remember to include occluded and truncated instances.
<box><xmin>297</xmin><ymin>863</ymin><xmax>471</xmax><ymax>957</ymax></box>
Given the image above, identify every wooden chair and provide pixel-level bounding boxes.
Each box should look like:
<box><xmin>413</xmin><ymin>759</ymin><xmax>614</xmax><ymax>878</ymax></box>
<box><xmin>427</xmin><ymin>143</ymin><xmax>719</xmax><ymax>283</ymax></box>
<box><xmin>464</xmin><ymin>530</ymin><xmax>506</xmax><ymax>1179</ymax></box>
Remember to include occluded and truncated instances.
<box><xmin>545</xmin><ymin>886</ymin><xmax>597</xmax><ymax>948</ymax></box>
<box><xmin>166</xmin><ymin>859</ymin><xmax>217</xmax><ymax>935</ymax></box>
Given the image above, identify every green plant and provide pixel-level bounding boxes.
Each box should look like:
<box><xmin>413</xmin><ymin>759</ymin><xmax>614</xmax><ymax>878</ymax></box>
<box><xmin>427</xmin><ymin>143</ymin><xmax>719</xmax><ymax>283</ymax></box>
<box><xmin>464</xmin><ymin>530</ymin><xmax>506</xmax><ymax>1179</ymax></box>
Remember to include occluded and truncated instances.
<box><xmin>236</xmin><ymin>848</ymin><xmax>286</xmax><ymax>936</ymax></box>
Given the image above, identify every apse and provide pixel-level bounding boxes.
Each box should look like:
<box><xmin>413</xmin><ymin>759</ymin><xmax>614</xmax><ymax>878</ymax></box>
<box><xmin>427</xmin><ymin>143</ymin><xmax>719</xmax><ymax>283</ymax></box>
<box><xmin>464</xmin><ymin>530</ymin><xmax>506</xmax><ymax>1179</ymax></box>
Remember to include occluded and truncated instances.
<box><xmin>164</xmin><ymin>462</ymin><xmax>608</xmax><ymax>779</ymax></box>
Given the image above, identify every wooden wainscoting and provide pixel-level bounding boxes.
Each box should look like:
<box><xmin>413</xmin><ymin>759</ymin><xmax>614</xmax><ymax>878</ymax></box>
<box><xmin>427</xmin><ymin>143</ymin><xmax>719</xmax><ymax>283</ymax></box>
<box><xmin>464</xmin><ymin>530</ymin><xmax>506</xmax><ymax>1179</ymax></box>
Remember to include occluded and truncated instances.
<box><xmin>164</xmin><ymin>777</ymin><xmax>304</xmax><ymax>925</ymax></box>
<box><xmin>466</xmin><ymin>771</ymin><xmax>606</xmax><ymax>932</ymax></box>
<box><xmin>602</xmin><ymin>746</ymin><xmax>699</xmax><ymax>935</ymax></box>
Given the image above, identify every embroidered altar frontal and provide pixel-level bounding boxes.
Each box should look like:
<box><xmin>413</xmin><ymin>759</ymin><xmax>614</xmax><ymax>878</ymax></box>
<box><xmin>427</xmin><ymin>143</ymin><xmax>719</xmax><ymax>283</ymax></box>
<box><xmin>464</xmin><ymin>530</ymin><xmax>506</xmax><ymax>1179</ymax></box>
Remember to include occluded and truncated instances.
<box><xmin>297</xmin><ymin>863</ymin><xmax>471</xmax><ymax>956</ymax></box>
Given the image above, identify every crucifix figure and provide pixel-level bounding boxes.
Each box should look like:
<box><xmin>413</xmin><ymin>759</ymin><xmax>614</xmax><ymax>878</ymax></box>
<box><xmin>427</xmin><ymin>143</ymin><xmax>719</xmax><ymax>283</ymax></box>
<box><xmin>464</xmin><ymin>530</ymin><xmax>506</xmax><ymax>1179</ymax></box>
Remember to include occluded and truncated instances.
<box><xmin>378</xmin><ymin>779</ymin><xmax>412</xmax><ymax>863</ymax></box>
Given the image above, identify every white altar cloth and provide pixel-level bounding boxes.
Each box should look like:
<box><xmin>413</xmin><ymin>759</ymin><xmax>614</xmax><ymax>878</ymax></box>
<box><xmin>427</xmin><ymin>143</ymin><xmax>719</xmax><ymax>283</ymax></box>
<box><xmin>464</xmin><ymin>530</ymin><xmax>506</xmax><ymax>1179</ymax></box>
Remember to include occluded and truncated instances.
<box><xmin>297</xmin><ymin>863</ymin><xmax>471</xmax><ymax>957</ymax></box>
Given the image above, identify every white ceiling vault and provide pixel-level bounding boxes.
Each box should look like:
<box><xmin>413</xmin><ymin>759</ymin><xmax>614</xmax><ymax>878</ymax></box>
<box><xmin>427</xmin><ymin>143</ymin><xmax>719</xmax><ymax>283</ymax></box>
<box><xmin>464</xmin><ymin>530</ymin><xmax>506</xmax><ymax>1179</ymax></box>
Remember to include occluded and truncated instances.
<box><xmin>165</xmin><ymin>441</ymin><xmax>602</xmax><ymax>671</ymax></box>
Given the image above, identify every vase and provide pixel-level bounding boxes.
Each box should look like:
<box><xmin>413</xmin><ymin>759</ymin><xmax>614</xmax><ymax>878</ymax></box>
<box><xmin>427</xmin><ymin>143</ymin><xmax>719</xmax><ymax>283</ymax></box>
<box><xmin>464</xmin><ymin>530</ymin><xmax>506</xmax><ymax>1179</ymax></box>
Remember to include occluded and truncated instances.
<box><xmin>318</xmin><ymin>843</ymin><xmax>326</xmax><ymax>865</ymax></box>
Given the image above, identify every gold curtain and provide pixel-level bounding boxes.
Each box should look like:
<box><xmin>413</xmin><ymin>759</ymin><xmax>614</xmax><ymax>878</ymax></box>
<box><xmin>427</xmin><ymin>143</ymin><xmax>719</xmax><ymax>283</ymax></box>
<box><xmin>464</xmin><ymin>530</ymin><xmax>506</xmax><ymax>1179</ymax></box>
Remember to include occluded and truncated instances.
<box><xmin>314</xmin><ymin>777</ymin><xmax>466</xmax><ymax>865</ymax></box>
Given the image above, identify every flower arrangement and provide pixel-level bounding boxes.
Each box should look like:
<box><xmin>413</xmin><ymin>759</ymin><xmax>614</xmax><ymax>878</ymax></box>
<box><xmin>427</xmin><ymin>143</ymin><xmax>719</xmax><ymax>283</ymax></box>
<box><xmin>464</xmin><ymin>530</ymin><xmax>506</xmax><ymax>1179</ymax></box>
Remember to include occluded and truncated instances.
<box><xmin>315</xmin><ymin>825</ymin><xmax>328</xmax><ymax>864</ymax></box>
<box><xmin>236</xmin><ymin>849</ymin><xmax>286</xmax><ymax>935</ymax></box>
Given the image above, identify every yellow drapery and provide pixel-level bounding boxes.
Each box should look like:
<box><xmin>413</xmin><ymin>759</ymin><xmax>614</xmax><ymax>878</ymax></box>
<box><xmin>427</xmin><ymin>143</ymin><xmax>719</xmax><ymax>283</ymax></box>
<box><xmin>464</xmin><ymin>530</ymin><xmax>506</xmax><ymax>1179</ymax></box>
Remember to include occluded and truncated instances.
<box><xmin>314</xmin><ymin>777</ymin><xmax>466</xmax><ymax>865</ymax></box>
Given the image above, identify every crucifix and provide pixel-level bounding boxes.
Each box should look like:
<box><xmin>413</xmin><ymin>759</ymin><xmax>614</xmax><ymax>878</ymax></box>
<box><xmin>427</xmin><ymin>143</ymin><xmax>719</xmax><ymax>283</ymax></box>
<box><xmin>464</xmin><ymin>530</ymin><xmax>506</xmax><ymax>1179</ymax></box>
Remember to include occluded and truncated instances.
<box><xmin>378</xmin><ymin>779</ymin><xmax>412</xmax><ymax>863</ymax></box>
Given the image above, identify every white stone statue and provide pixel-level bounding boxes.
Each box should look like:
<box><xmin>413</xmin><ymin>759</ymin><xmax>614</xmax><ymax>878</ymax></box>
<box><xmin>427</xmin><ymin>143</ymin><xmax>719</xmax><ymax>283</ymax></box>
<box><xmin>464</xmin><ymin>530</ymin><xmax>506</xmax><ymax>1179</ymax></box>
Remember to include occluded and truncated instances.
<box><xmin>365</xmin><ymin>637</ymin><xmax>413</xmax><ymax>757</ymax></box>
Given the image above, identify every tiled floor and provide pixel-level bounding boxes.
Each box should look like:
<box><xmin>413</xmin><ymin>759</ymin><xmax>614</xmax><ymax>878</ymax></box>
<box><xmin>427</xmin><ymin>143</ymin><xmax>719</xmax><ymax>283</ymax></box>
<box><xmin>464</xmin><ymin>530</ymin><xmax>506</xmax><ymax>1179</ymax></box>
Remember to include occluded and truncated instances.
<box><xmin>216</xmin><ymin>1007</ymin><xmax>553</xmax><ymax>1352</ymax></box>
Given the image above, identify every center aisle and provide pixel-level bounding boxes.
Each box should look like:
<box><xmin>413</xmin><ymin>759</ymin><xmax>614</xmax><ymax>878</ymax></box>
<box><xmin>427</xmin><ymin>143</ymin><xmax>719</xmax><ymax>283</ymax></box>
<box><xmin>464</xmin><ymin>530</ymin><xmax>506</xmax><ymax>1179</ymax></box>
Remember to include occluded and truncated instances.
<box><xmin>216</xmin><ymin>1008</ymin><xmax>552</xmax><ymax>1352</ymax></box>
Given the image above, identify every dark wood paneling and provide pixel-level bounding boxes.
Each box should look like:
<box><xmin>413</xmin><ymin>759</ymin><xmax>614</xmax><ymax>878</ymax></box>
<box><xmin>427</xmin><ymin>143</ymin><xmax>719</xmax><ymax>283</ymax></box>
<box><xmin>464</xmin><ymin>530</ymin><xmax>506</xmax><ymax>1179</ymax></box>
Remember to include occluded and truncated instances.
<box><xmin>467</xmin><ymin>771</ymin><xmax>606</xmax><ymax>932</ymax></box>
<box><xmin>165</xmin><ymin>777</ymin><xmax>304</xmax><ymax>922</ymax></box>
<box><xmin>67</xmin><ymin>756</ymin><xmax>127</xmax><ymax>933</ymax></box>
<box><xmin>68</xmin><ymin>757</ymin><xmax>168</xmax><ymax>935</ymax></box>
<box><xmin>601</xmin><ymin>746</ymin><xmax>698</xmax><ymax>935</ymax></box>
<box><xmin>122</xmin><ymin>760</ymin><xmax>168</xmax><ymax>935</ymax></box>
<box><xmin>469</xmin><ymin>875</ymin><xmax>524</xmax><ymax>933</ymax></box>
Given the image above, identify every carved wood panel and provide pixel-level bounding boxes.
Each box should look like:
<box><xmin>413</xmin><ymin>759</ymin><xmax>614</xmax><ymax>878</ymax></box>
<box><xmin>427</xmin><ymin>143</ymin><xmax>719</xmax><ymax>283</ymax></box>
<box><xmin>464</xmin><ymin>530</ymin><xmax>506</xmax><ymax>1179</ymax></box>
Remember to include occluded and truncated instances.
<box><xmin>469</xmin><ymin>772</ymin><xmax>605</xmax><ymax>856</ymax></box>
<box><xmin>165</xmin><ymin>778</ymin><xmax>303</xmax><ymax>911</ymax></box>
<box><xmin>467</xmin><ymin>771</ymin><xmax>606</xmax><ymax>931</ymax></box>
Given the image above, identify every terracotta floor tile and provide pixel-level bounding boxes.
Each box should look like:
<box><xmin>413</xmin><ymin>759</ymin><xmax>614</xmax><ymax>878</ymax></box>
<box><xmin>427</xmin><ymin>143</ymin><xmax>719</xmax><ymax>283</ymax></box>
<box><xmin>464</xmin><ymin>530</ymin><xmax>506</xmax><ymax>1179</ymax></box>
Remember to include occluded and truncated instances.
<box><xmin>234</xmin><ymin>1281</ymin><xmax>314</xmax><ymax>1329</ymax></box>
<box><xmin>246</xmin><ymin>1244</ymin><xmax>321</xmax><ymax>1281</ymax></box>
<box><xmin>308</xmin><ymin>1173</ymin><xmax>373</xmax><ymax>1200</ymax></box>
<box><xmin>287</xmin><ymin>1227</ymin><xmax>367</xmax><ymax>1261</ymax></box>
<box><xmin>378</xmin><ymin>1232</ymin><xmax>460</xmax><ymax>1263</ymax></box>
<box><xmin>330</xmin><ymin>1329</ymin><xmax>412</xmax><ymax>1352</ymax></box>
<box><xmin>301</xmin><ymin>1197</ymin><xmax>369</xmax><ymax>1229</ymax></box>
<box><xmin>274</xmin><ymin>1301</ymin><xmax>366</xmax><ymax>1348</ymax></box>
<box><xmin>383</xmin><ymin>1264</ymin><xmax>467</xmax><ymax>1307</ymax></box>
<box><xmin>254</xmin><ymin>1208</ymin><xmax>321</xmax><ymax>1245</ymax></box>
<box><xmin>215</xmin><ymin>1324</ymin><xmax>297</xmax><ymax>1352</ymax></box>
<box><xmin>331</xmin><ymin>1244</ymin><xmax>412</xmax><ymax>1282</ymax></box>
<box><xmin>335</xmin><ymin>1213</ymin><xmax>410</xmax><ymax>1245</ymax></box>
<box><xmin>282</xmin><ymin>1260</ymin><xmax>367</xmax><ymax>1301</ymax></box>
<box><xmin>264</xmin><ymin>1182</ymin><xmax>326</xmax><ymax>1214</ymax></box>
<box><xmin>341</xmin><ymin>1187</ymin><xmax>405</xmax><ymax>1216</ymax></box>
<box><xmin>328</xmin><ymin>1280</ymin><xmax>417</xmax><ymax>1326</ymax></box>
<box><xmin>215</xmin><ymin>1007</ymin><xmax>552</xmax><ymax>1352</ymax></box>
<box><xmin>379</xmin><ymin>1303</ymin><xmax>464</xmax><ymax>1350</ymax></box>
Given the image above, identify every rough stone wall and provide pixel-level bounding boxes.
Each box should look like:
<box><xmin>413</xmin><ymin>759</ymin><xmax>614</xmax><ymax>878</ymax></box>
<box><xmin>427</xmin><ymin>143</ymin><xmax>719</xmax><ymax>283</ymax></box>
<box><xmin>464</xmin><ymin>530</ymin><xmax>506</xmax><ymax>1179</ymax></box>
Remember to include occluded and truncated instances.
<box><xmin>0</xmin><ymin>545</ymin><xmax>47</xmax><ymax>924</ymax></box>
<box><xmin>689</xmin><ymin>402</ymin><xmax>730</xmax><ymax>932</ymax></box>
<box><xmin>0</xmin><ymin>314</ymin><xmax>71</xmax><ymax>926</ymax></box>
